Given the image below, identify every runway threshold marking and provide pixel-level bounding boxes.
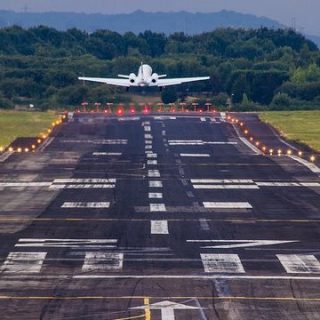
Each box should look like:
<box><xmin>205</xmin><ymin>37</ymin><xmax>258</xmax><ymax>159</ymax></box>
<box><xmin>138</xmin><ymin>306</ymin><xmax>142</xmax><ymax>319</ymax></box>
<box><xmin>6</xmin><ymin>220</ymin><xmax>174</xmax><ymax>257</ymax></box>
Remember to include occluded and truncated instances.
<box><xmin>92</xmin><ymin>152</ymin><xmax>122</xmax><ymax>156</ymax></box>
<box><xmin>148</xmin><ymin>170</ymin><xmax>160</xmax><ymax>177</ymax></box>
<box><xmin>180</xmin><ymin>154</ymin><xmax>210</xmax><ymax>157</ymax></box>
<box><xmin>82</xmin><ymin>252</ymin><xmax>124</xmax><ymax>272</ymax></box>
<box><xmin>148</xmin><ymin>193</ymin><xmax>163</xmax><ymax>199</ymax></box>
<box><xmin>151</xmin><ymin>220</ymin><xmax>169</xmax><ymax>234</ymax></box>
<box><xmin>150</xmin><ymin>204</ymin><xmax>166</xmax><ymax>212</ymax></box>
<box><xmin>194</xmin><ymin>184</ymin><xmax>259</xmax><ymax>189</ymax></box>
<box><xmin>61</xmin><ymin>202</ymin><xmax>110</xmax><ymax>208</ymax></box>
<box><xmin>277</xmin><ymin>254</ymin><xmax>320</xmax><ymax>273</ymax></box>
<box><xmin>201</xmin><ymin>253</ymin><xmax>245</xmax><ymax>273</ymax></box>
<box><xmin>149</xmin><ymin>181</ymin><xmax>163</xmax><ymax>188</ymax></box>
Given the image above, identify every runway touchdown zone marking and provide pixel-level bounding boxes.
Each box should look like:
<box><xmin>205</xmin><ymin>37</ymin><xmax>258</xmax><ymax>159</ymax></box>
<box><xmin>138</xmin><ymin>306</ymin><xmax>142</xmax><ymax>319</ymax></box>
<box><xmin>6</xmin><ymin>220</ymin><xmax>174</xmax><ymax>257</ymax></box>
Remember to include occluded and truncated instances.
<box><xmin>148</xmin><ymin>193</ymin><xmax>163</xmax><ymax>199</ymax></box>
<box><xmin>277</xmin><ymin>254</ymin><xmax>320</xmax><ymax>273</ymax></box>
<box><xmin>201</xmin><ymin>253</ymin><xmax>245</xmax><ymax>273</ymax></box>
<box><xmin>0</xmin><ymin>252</ymin><xmax>47</xmax><ymax>273</ymax></box>
<box><xmin>82</xmin><ymin>252</ymin><xmax>124</xmax><ymax>272</ymax></box>
<box><xmin>180</xmin><ymin>153</ymin><xmax>210</xmax><ymax>157</ymax></box>
<box><xmin>150</xmin><ymin>204</ymin><xmax>167</xmax><ymax>212</ymax></box>
<box><xmin>149</xmin><ymin>181</ymin><xmax>163</xmax><ymax>188</ymax></box>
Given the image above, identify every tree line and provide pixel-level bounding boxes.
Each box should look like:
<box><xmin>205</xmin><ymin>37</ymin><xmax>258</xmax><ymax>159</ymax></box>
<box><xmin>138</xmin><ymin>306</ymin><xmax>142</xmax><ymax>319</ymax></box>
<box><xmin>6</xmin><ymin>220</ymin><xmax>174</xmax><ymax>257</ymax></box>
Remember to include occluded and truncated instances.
<box><xmin>0</xmin><ymin>25</ymin><xmax>320</xmax><ymax>110</ymax></box>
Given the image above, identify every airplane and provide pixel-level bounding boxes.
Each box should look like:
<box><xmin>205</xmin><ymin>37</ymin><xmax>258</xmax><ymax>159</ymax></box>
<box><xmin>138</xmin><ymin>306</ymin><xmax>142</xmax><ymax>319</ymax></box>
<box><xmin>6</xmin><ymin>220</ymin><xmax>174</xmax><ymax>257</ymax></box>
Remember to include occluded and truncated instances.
<box><xmin>78</xmin><ymin>63</ymin><xmax>210</xmax><ymax>89</ymax></box>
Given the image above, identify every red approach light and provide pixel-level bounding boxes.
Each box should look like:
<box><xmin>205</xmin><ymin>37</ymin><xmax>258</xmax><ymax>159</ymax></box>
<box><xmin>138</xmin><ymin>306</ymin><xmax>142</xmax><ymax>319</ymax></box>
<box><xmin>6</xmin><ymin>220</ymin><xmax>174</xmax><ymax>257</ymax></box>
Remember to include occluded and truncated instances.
<box><xmin>199</xmin><ymin>109</ymin><xmax>203</xmax><ymax>113</ymax></box>
<box><xmin>143</xmin><ymin>108</ymin><xmax>149</xmax><ymax>114</ymax></box>
<box><xmin>117</xmin><ymin>108</ymin><xmax>124</xmax><ymax>116</ymax></box>
<box><xmin>130</xmin><ymin>108</ymin><xmax>136</xmax><ymax>114</ymax></box>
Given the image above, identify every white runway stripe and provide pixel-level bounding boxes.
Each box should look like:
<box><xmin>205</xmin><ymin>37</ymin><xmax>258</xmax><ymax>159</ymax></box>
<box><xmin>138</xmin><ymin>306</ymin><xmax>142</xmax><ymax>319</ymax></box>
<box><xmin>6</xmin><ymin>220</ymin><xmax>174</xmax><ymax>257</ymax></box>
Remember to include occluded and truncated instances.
<box><xmin>144</xmin><ymin>126</ymin><xmax>151</xmax><ymax>132</ymax></box>
<box><xmin>150</xmin><ymin>204</ymin><xmax>167</xmax><ymax>212</ymax></box>
<box><xmin>0</xmin><ymin>182</ymin><xmax>51</xmax><ymax>187</ymax></box>
<box><xmin>203</xmin><ymin>202</ymin><xmax>252</xmax><ymax>209</ymax></box>
<box><xmin>61</xmin><ymin>139</ymin><xmax>127</xmax><ymax>144</ymax></box>
<box><xmin>148</xmin><ymin>170</ymin><xmax>160</xmax><ymax>177</ymax></box>
<box><xmin>180</xmin><ymin>154</ymin><xmax>210</xmax><ymax>157</ymax></box>
<box><xmin>92</xmin><ymin>152</ymin><xmax>122</xmax><ymax>156</ymax></box>
<box><xmin>61</xmin><ymin>202</ymin><xmax>110</xmax><ymax>208</ymax></box>
<box><xmin>290</xmin><ymin>155</ymin><xmax>320</xmax><ymax>174</ymax></box>
<box><xmin>200</xmin><ymin>117</ymin><xmax>206</xmax><ymax>121</ymax></box>
<box><xmin>145</xmin><ymin>145</ymin><xmax>152</xmax><ymax>150</ymax></box>
<box><xmin>145</xmin><ymin>140</ymin><xmax>152</xmax><ymax>144</ymax></box>
<box><xmin>191</xmin><ymin>179</ymin><xmax>254</xmax><ymax>184</ymax></box>
<box><xmin>53</xmin><ymin>178</ymin><xmax>116</xmax><ymax>183</ymax></box>
<box><xmin>0</xmin><ymin>252</ymin><xmax>47</xmax><ymax>273</ymax></box>
<box><xmin>144</xmin><ymin>134</ymin><xmax>153</xmax><ymax>139</ymax></box>
<box><xmin>201</xmin><ymin>253</ymin><xmax>245</xmax><ymax>273</ymax></box>
<box><xmin>277</xmin><ymin>255</ymin><xmax>320</xmax><ymax>274</ymax></box>
<box><xmin>147</xmin><ymin>160</ymin><xmax>158</xmax><ymax>165</ymax></box>
<box><xmin>149</xmin><ymin>181</ymin><xmax>163</xmax><ymax>188</ymax></box>
<box><xmin>50</xmin><ymin>184</ymin><xmax>115</xmax><ymax>189</ymax></box>
<box><xmin>194</xmin><ymin>185</ymin><xmax>259</xmax><ymax>190</ymax></box>
<box><xmin>148</xmin><ymin>193</ymin><xmax>163</xmax><ymax>199</ymax></box>
<box><xmin>82</xmin><ymin>252</ymin><xmax>124</xmax><ymax>272</ymax></box>
<box><xmin>151</xmin><ymin>220</ymin><xmax>169</xmax><ymax>234</ymax></box>
<box><xmin>147</xmin><ymin>153</ymin><xmax>157</xmax><ymax>158</ymax></box>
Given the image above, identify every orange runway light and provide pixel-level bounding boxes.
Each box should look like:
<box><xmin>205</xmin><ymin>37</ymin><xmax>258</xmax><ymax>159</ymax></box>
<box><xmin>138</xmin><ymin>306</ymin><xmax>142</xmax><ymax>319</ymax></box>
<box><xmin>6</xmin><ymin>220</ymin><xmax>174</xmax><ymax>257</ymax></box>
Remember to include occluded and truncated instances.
<box><xmin>310</xmin><ymin>155</ymin><xmax>316</xmax><ymax>162</ymax></box>
<box><xmin>17</xmin><ymin>148</ymin><xmax>22</xmax><ymax>153</ymax></box>
<box><xmin>287</xmin><ymin>149</ymin><xmax>292</xmax><ymax>155</ymax></box>
<box><xmin>9</xmin><ymin>147</ymin><xmax>13</xmax><ymax>152</ymax></box>
<box><xmin>244</xmin><ymin>130</ymin><xmax>249</xmax><ymax>135</ymax></box>
<box><xmin>240</xmin><ymin>122</ymin><xmax>244</xmax><ymax>126</ymax></box>
<box><xmin>255</xmin><ymin>141</ymin><xmax>260</xmax><ymax>146</ymax></box>
<box><xmin>249</xmin><ymin>137</ymin><xmax>253</xmax><ymax>141</ymax></box>
<box><xmin>31</xmin><ymin>145</ymin><xmax>36</xmax><ymax>149</ymax></box>
<box><xmin>298</xmin><ymin>151</ymin><xmax>303</xmax><ymax>157</ymax></box>
<box><xmin>0</xmin><ymin>146</ymin><xmax>3</xmax><ymax>152</ymax></box>
<box><xmin>37</xmin><ymin>139</ymin><xmax>42</xmax><ymax>144</ymax></box>
<box><xmin>24</xmin><ymin>148</ymin><xmax>29</xmax><ymax>152</ymax></box>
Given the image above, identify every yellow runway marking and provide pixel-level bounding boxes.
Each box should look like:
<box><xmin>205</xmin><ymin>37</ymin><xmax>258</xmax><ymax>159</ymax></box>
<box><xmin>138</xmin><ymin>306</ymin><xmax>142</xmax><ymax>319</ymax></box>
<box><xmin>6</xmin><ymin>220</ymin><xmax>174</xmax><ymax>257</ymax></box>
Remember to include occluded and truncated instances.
<box><xmin>144</xmin><ymin>297</ymin><xmax>151</xmax><ymax>320</ymax></box>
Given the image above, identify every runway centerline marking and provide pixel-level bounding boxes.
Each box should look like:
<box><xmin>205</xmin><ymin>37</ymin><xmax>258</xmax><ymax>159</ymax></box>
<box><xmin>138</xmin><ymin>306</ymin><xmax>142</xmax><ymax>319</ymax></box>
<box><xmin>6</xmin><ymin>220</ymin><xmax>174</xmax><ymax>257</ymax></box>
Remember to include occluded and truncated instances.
<box><xmin>194</xmin><ymin>184</ymin><xmax>259</xmax><ymax>189</ymax></box>
<box><xmin>151</xmin><ymin>220</ymin><xmax>169</xmax><ymax>234</ymax></box>
<box><xmin>61</xmin><ymin>202</ymin><xmax>110</xmax><ymax>208</ymax></box>
<box><xmin>180</xmin><ymin>154</ymin><xmax>210</xmax><ymax>157</ymax></box>
<box><xmin>203</xmin><ymin>202</ymin><xmax>252</xmax><ymax>209</ymax></box>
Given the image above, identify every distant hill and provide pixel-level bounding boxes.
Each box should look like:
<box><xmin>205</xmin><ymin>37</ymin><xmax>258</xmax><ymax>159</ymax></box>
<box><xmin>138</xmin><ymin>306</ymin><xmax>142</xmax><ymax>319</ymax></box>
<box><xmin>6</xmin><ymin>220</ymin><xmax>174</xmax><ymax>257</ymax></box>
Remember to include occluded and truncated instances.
<box><xmin>0</xmin><ymin>9</ymin><xmax>283</xmax><ymax>33</ymax></box>
<box><xmin>0</xmin><ymin>9</ymin><xmax>318</xmax><ymax>47</ymax></box>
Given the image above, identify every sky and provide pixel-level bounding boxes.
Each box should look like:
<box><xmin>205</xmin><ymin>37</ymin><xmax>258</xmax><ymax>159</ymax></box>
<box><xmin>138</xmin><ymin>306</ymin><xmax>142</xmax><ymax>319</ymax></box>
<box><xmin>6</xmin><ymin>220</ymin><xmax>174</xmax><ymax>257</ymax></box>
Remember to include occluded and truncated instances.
<box><xmin>0</xmin><ymin>0</ymin><xmax>319</xmax><ymax>35</ymax></box>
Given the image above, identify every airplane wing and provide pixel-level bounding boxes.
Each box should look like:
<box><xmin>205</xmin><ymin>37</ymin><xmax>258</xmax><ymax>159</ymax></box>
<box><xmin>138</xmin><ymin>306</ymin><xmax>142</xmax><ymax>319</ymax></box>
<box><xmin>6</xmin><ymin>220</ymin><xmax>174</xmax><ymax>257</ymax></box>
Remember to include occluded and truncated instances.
<box><xmin>156</xmin><ymin>76</ymin><xmax>210</xmax><ymax>87</ymax></box>
<box><xmin>78</xmin><ymin>77</ymin><xmax>132</xmax><ymax>87</ymax></box>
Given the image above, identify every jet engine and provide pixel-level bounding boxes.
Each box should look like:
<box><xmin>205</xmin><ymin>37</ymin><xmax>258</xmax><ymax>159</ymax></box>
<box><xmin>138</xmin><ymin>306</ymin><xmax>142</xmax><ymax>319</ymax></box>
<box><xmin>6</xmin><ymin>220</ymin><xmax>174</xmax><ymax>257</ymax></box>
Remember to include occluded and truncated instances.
<box><xmin>150</xmin><ymin>73</ymin><xmax>159</xmax><ymax>84</ymax></box>
<box><xmin>129</xmin><ymin>73</ymin><xmax>136</xmax><ymax>84</ymax></box>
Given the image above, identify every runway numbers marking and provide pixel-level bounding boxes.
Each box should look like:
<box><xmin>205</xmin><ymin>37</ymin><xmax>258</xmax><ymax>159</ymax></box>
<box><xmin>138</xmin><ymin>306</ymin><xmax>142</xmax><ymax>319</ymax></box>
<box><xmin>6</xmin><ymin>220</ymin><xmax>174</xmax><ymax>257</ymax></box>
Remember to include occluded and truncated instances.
<box><xmin>147</xmin><ymin>160</ymin><xmax>158</xmax><ymax>165</ymax></box>
<box><xmin>150</xmin><ymin>204</ymin><xmax>167</xmax><ymax>212</ymax></box>
<box><xmin>0</xmin><ymin>252</ymin><xmax>47</xmax><ymax>273</ymax></box>
<box><xmin>61</xmin><ymin>202</ymin><xmax>110</xmax><ymax>208</ymax></box>
<box><xmin>148</xmin><ymin>170</ymin><xmax>160</xmax><ymax>177</ymax></box>
<box><xmin>149</xmin><ymin>193</ymin><xmax>163</xmax><ymax>199</ymax></box>
<box><xmin>151</xmin><ymin>220</ymin><xmax>169</xmax><ymax>234</ymax></box>
<box><xmin>149</xmin><ymin>181</ymin><xmax>163</xmax><ymax>188</ymax></box>
<box><xmin>82</xmin><ymin>252</ymin><xmax>124</xmax><ymax>272</ymax></box>
<box><xmin>147</xmin><ymin>153</ymin><xmax>158</xmax><ymax>158</ymax></box>
<box><xmin>277</xmin><ymin>255</ymin><xmax>320</xmax><ymax>274</ymax></box>
<box><xmin>180</xmin><ymin>154</ymin><xmax>210</xmax><ymax>157</ymax></box>
<box><xmin>92</xmin><ymin>152</ymin><xmax>122</xmax><ymax>156</ymax></box>
<box><xmin>201</xmin><ymin>253</ymin><xmax>245</xmax><ymax>273</ymax></box>
<box><xmin>203</xmin><ymin>202</ymin><xmax>253</xmax><ymax>209</ymax></box>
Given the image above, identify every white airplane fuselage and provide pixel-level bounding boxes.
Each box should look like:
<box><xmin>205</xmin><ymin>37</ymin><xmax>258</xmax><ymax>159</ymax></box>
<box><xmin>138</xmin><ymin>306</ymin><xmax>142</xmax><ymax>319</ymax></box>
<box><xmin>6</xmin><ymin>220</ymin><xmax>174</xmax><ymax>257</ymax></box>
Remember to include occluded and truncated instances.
<box><xmin>130</xmin><ymin>64</ymin><xmax>159</xmax><ymax>87</ymax></box>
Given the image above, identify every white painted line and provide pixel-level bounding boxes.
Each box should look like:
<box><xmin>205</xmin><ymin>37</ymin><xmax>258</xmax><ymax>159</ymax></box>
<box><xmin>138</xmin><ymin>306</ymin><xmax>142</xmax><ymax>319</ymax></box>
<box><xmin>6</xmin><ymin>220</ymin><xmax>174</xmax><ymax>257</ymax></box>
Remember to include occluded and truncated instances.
<box><xmin>180</xmin><ymin>154</ymin><xmax>210</xmax><ymax>157</ymax></box>
<box><xmin>145</xmin><ymin>140</ymin><xmax>153</xmax><ymax>145</ymax></box>
<box><xmin>162</xmin><ymin>130</ymin><xmax>166</xmax><ymax>136</ymax></box>
<box><xmin>201</xmin><ymin>254</ymin><xmax>245</xmax><ymax>273</ymax></box>
<box><xmin>0</xmin><ymin>151</ymin><xmax>13</xmax><ymax>162</ymax></box>
<box><xmin>82</xmin><ymin>252</ymin><xmax>124</xmax><ymax>272</ymax></box>
<box><xmin>145</xmin><ymin>151</ymin><xmax>153</xmax><ymax>154</ymax></box>
<box><xmin>92</xmin><ymin>152</ymin><xmax>122</xmax><ymax>156</ymax></box>
<box><xmin>15</xmin><ymin>239</ymin><xmax>117</xmax><ymax>249</ymax></box>
<box><xmin>203</xmin><ymin>202</ymin><xmax>252</xmax><ymax>209</ymax></box>
<box><xmin>145</xmin><ymin>145</ymin><xmax>152</xmax><ymax>150</ymax></box>
<box><xmin>290</xmin><ymin>155</ymin><xmax>320</xmax><ymax>174</ymax></box>
<box><xmin>0</xmin><ymin>252</ymin><xmax>47</xmax><ymax>273</ymax></box>
<box><xmin>199</xmin><ymin>218</ymin><xmax>210</xmax><ymax>231</ymax></box>
<box><xmin>206</xmin><ymin>142</ymin><xmax>238</xmax><ymax>145</ymax></box>
<box><xmin>256</xmin><ymin>182</ymin><xmax>300</xmax><ymax>187</ymax></box>
<box><xmin>168</xmin><ymin>140</ymin><xmax>237</xmax><ymax>146</ymax></box>
<box><xmin>191</xmin><ymin>179</ymin><xmax>254</xmax><ymax>184</ymax></box>
<box><xmin>277</xmin><ymin>255</ymin><xmax>320</xmax><ymax>274</ymax></box>
<box><xmin>150</xmin><ymin>204</ymin><xmax>167</xmax><ymax>212</ymax></box>
<box><xmin>200</xmin><ymin>117</ymin><xmax>206</xmax><ymax>122</ymax></box>
<box><xmin>144</xmin><ymin>126</ymin><xmax>151</xmax><ymax>132</ymax></box>
<box><xmin>148</xmin><ymin>170</ymin><xmax>160</xmax><ymax>177</ymax></box>
<box><xmin>154</xmin><ymin>116</ymin><xmax>176</xmax><ymax>120</ymax></box>
<box><xmin>142</xmin><ymin>121</ymin><xmax>150</xmax><ymax>126</ymax></box>
<box><xmin>149</xmin><ymin>181</ymin><xmax>163</xmax><ymax>188</ymax></box>
<box><xmin>61</xmin><ymin>139</ymin><xmax>127</xmax><ymax>145</ymax></box>
<box><xmin>50</xmin><ymin>184</ymin><xmax>115</xmax><ymax>189</ymax></box>
<box><xmin>148</xmin><ymin>193</ymin><xmax>163</xmax><ymax>199</ymax></box>
<box><xmin>300</xmin><ymin>182</ymin><xmax>320</xmax><ymax>187</ymax></box>
<box><xmin>61</xmin><ymin>202</ymin><xmax>110</xmax><ymax>208</ymax></box>
<box><xmin>53</xmin><ymin>178</ymin><xmax>116</xmax><ymax>183</ymax></box>
<box><xmin>147</xmin><ymin>160</ymin><xmax>158</xmax><ymax>165</ymax></box>
<box><xmin>194</xmin><ymin>184</ymin><xmax>259</xmax><ymax>189</ymax></box>
<box><xmin>147</xmin><ymin>153</ymin><xmax>158</xmax><ymax>159</ymax></box>
<box><xmin>188</xmin><ymin>240</ymin><xmax>298</xmax><ymax>249</ymax></box>
<box><xmin>118</xmin><ymin>117</ymin><xmax>140</xmax><ymax>121</ymax></box>
<box><xmin>144</xmin><ymin>134</ymin><xmax>153</xmax><ymax>139</ymax></box>
<box><xmin>151</xmin><ymin>220</ymin><xmax>169</xmax><ymax>234</ymax></box>
<box><xmin>38</xmin><ymin>137</ymin><xmax>55</xmax><ymax>152</ymax></box>
<box><xmin>0</xmin><ymin>182</ymin><xmax>52</xmax><ymax>187</ymax></box>
<box><xmin>239</xmin><ymin>137</ymin><xmax>262</xmax><ymax>155</ymax></box>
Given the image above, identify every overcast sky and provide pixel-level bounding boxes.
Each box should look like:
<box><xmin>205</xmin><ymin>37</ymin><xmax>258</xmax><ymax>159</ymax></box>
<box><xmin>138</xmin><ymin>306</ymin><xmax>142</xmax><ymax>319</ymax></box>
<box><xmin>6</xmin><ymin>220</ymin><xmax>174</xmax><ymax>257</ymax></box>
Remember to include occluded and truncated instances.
<box><xmin>0</xmin><ymin>0</ymin><xmax>319</xmax><ymax>35</ymax></box>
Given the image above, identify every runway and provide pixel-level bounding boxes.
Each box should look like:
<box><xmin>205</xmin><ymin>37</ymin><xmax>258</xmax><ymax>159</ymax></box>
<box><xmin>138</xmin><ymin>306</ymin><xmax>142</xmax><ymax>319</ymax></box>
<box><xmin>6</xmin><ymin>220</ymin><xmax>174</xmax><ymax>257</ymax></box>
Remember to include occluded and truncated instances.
<box><xmin>0</xmin><ymin>112</ymin><xmax>319</xmax><ymax>319</ymax></box>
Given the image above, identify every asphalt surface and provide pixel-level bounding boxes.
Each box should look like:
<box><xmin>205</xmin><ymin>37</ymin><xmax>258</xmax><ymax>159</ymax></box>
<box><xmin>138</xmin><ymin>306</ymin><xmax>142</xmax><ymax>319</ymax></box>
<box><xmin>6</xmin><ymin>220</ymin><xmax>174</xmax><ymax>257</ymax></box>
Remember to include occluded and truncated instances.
<box><xmin>0</xmin><ymin>112</ymin><xmax>320</xmax><ymax>319</ymax></box>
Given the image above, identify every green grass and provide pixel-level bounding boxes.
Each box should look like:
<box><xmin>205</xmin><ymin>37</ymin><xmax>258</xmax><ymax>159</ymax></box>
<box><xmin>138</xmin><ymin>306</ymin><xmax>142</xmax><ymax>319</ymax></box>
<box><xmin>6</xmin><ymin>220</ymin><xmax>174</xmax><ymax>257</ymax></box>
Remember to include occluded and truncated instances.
<box><xmin>0</xmin><ymin>111</ymin><xmax>58</xmax><ymax>148</ymax></box>
<box><xmin>259</xmin><ymin>111</ymin><xmax>320</xmax><ymax>152</ymax></box>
